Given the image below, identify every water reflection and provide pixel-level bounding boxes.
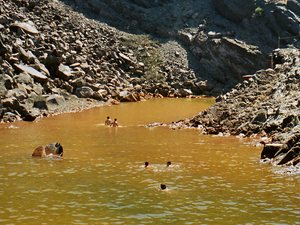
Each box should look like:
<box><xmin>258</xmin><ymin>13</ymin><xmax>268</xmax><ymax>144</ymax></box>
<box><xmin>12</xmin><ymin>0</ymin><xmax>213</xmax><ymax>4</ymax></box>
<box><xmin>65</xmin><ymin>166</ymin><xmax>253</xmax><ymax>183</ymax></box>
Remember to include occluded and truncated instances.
<box><xmin>0</xmin><ymin>98</ymin><xmax>299</xmax><ymax>224</ymax></box>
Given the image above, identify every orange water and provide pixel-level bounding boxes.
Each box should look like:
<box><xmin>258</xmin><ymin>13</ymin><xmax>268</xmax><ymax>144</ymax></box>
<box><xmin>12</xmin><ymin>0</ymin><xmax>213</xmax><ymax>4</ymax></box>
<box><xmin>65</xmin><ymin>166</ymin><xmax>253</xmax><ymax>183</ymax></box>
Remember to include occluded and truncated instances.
<box><xmin>0</xmin><ymin>98</ymin><xmax>299</xmax><ymax>224</ymax></box>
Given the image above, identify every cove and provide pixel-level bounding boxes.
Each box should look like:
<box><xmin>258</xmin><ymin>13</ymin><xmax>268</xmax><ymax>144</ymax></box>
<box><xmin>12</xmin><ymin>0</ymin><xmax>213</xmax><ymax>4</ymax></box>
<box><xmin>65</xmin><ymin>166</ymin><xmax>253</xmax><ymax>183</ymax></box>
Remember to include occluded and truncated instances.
<box><xmin>0</xmin><ymin>98</ymin><xmax>299</xmax><ymax>224</ymax></box>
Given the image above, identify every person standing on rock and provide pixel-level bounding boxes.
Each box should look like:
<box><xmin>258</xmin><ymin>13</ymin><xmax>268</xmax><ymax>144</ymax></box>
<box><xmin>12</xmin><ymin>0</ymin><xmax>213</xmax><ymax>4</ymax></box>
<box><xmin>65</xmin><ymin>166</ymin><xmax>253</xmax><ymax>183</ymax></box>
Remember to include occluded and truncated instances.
<box><xmin>111</xmin><ymin>118</ymin><xmax>119</xmax><ymax>127</ymax></box>
<box><xmin>105</xmin><ymin>116</ymin><xmax>112</xmax><ymax>126</ymax></box>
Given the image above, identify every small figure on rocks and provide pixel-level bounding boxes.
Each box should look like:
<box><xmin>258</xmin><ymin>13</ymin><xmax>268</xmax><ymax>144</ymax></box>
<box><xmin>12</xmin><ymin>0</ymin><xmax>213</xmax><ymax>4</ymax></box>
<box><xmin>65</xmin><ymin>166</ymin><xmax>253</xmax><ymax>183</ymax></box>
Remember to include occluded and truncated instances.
<box><xmin>145</xmin><ymin>161</ymin><xmax>149</xmax><ymax>168</ymax></box>
<box><xmin>160</xmin><ymin>184</ymin><xmax>167</xmax><ymax>190</ymax></box>
<box><xmin>105</xmin><ymin>116</ymin><xmax>112</xmax><ymax>126</ymax></box>
<box><xmin>32</xmin><ymin>142</ymin><xmax>63</xmax><ymax>158</ymax></box>
<box><xmin>111</xmin><ymin>118</ymin><xmax>119</xmax><ymax>127</ymax></box>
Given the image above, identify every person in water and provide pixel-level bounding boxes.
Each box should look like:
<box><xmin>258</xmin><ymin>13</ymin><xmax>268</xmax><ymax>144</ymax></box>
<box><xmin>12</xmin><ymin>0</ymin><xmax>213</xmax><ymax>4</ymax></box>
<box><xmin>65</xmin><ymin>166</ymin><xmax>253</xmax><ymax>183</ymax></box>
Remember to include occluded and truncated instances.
<box><xmin>111</xmin><ymin>118</ymin><xmax>119</xmax><ymax>127</ymax></box>
<box><xmin>160</xmin><ymin>184</ymin><xmax>167</xmax><ymax>190</ymax></box>
<box><xmin>105</xmin><ymin>116</ymin><xmax>112</xmax><ymax>126</ymax></box>
<box><xmin>144</xmin><ymin>161</ymin><xmax>149</xmax><ymax>168</ymax></box>
<box><xmin>166</xmin><ymin>161</ymin><xmax>172</xmax><ymax>167</ymax></box>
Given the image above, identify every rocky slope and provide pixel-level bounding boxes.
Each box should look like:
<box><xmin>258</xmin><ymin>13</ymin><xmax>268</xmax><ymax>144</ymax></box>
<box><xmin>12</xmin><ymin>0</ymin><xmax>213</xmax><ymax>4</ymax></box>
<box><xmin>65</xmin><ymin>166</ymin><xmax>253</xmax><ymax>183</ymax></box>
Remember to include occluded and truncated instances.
<box><xmin>183</xmin><ymin>48</ymin><xmax>300</xmax><ymax>169</ymax></box>
<box><xmin>0</xmin><ymin>0</ymin><xmax>206</xmax><ymax>122</ymax></box>
<box><xmin>62</xmin><ymin>0</ymin><xmax>300</xmax><ymax>93</ymax></box>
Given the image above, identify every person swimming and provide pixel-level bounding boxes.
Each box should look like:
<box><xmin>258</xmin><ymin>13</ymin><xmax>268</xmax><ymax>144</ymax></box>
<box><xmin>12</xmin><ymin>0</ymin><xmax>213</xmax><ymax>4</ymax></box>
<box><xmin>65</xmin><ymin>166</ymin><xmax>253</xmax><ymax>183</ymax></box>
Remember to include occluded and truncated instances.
<box><xmin>145</xmin><ymin>161</ymin><xmax>149</xmax><ymax>168</ymax></box>
<box><xmin>166</xmin><ymin>161</ymin><xmax>172</xmax><ymax>167</ymax></box>
<box><xmin>105</xmin><ymin>116</ymin><xmax>112</xmax><ymax>126</ymax></box>
<box><xmin>160</xmin><ymin>184</ymin><xmax>167</xmax><ymax>190</ymax></box>
<box><xmin>111</xmin><ymin>118</ymin><xmax>119</xmax><ymax>127</ymax></box>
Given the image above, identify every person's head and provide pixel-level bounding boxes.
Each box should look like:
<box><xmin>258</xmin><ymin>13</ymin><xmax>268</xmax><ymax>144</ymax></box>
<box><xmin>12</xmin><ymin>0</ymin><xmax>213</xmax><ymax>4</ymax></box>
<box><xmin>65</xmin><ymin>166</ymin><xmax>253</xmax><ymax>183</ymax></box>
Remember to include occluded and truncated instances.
<box><xmin>167</xmin><ymin>161</ymin><xmax>172</xmax><ymax>167</ymax></box>
<box><xmin>55</xmin><ymin>143</ymin><xmax>63</xmax><ymax>156</ymax></box>
<box><xmin>114</xmin><ymin>118</ymin><xmax>117</xmax><ymax>121</ymax></box>
<box><xmin>107</xmin><ymin>116</ymin><xmax>110</xmax><ymax>119</ymax></box>
<box><xmin>145</xmin><ymin>161</ymin><xmax>149</xmax><ymax>167</ymax></box>
<box><xmin>160</xmin><ymin>184</ymin><xmax>167</xmax><ymax>190</ymax></box>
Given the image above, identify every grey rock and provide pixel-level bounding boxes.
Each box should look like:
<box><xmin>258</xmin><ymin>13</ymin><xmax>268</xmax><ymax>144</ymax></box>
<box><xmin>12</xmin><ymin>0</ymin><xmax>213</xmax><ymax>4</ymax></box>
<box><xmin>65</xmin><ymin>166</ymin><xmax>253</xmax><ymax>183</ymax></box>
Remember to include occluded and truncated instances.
<box><xmin>75</xmin><ymin>86</ymin><xmax>94</xmax><ymax>98</ymax></box>
<box><xmin>11</xmin><ymin>21</ymin><xmax>39</xmax><ymax>35</ymax></box>
<box><xmin>57</xmin><ymin>64</ymin><xmax>74</xmax><ymax>80</ymax></box>
<box><xmin>14</xmin><ymin>64</ymin><xmax>48</xmax><ymax>83</ymax></box>
<box><xmin>46</xmin><ymin>94</ymin><xmax>65</xmax><ymax>105</ymax></box>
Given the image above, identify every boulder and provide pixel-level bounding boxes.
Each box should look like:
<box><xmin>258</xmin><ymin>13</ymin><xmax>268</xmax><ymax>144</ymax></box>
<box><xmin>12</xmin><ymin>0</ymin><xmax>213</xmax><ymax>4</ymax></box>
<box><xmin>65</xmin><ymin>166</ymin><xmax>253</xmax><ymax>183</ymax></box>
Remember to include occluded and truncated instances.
<box><xmin>23</xmin><ymin>108</ymin><xmax>40</xmax><ymax>121</ymax></box>
<box><xmin>57</xmin><ymin>64</ymin><xmax>74</xmax><ymax>80</ymax></box>
<box><xmin>277</xmin><ymin>146</ymin><xmax>300</xmax><ymax>165</ymax></box>
<box><xmin>261</xmin><ymin>143</ymin><xmax>283</xmax><ymax>159</ymax></box>
<box><xmin>11</xmin><ymin>21</ymin><xmax>39</xmax><ymax>35</ymax></box>
<box><xmin>75</xmin><ymin>86</ymin><xmax>94</xmax><ymax>98</ymax></box>
<box><xmin>46</xmin><ymin>94</ymin><xmax>65</xmax><ymax>105</ymax></box>
<box><xmin>14</xmin><ymin>64</ymin><xmax>48</xmax><ymax>83</ymax></box>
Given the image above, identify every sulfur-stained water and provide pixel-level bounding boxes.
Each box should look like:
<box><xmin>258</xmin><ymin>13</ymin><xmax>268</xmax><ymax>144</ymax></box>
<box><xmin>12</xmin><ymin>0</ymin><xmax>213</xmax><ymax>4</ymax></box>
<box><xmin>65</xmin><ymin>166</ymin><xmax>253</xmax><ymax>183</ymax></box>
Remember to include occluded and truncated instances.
<box><xmin>0</xmin><ymin>98</ymin><xmax>299</xmax><ymax>225</ymax></box>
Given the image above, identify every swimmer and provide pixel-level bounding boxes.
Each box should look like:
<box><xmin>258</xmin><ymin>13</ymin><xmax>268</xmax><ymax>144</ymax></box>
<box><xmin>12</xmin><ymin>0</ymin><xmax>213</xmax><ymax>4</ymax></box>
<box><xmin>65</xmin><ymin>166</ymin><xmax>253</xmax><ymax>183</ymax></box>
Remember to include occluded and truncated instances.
<box><xmin>105</xmin><ymin>116</ymin><xmax>112</xmax><ymax>126</ymax></box>
<box><xmin>160</xmin><ymin>184</ymin><xmax>167</xmax><ymax>190</ymax></box>
<box><xmin>145</xmin><ymin>161</ymin><xmax>149</xmax><ymax>168</ymax></box>
<box><xmin>166</xmin><ymin>161</ymin><xmax>172</xmax><ymax>167</ymax></box>
<box><xmin>111</xmin><ymin>118</ymin><xmax>119</xmax><ymax>127</ymax></box>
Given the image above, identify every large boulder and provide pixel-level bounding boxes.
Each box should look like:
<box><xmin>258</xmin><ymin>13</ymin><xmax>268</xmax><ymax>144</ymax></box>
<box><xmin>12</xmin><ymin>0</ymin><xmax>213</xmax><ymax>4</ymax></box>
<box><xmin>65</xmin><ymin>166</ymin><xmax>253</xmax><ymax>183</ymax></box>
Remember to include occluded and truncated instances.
<box><xmin>75</xmin><ymin>86</ymin><xmax>94</xmax><ymax>98</ymax></box>
<box><xmin>277</xmin><ymin>146</ymin><xmax>300</xmax><ymax>165</ymax></box>
<box><xmin>261</xmin><ymin>143</ymin><xmax>283</xmax><ymax>159</ymax></box>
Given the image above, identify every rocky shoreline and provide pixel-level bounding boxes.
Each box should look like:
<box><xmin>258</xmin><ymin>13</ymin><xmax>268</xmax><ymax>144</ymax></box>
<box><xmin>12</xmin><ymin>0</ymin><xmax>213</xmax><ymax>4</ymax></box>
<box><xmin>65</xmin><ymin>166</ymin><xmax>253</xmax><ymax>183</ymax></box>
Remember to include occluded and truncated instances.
<box><xmin>0</xmin><ymin>0</ymin><xmax>207</xmax><ymax>123</ymax></box>
<box><xmin>180</xmin><ymin>48</ymin><xmax>300</xmax><ymax>170</ymax></box>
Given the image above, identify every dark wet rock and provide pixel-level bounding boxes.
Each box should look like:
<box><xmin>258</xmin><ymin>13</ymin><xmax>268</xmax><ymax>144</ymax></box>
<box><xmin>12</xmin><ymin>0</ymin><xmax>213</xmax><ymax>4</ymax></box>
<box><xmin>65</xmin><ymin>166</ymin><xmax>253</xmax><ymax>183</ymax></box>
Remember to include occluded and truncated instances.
<box><xmin>46</xmin><ymin>94</ymin><xmax>65</xmax><ymax>105</ymax></box>
<box><xmin>278</xmin><ymin>146</ymin><xmax>300</xmax><ymax>165</ymax></box>
<box><xmin>33</xmin><ymin>98</ymin><xmax>48</xmax><ymax>110</ymax></box>
<box><xmin>261</xmin><ymin>143</ymin><xmax>283</xmax><ymax>159</ymax></box>
<box><xmin>2</xmin><ymin>112</ymin><xmax>20</xmax><ymax>123</ymax></box>
<box><xmin>23</xmin><ymin>107</ymin><xmax>40</xmax><ymax>121</ymax></box>
<box><xmin>57</xmin><ymin>63</ymin><xmax>74</xmax><ymax>80</ymax></box>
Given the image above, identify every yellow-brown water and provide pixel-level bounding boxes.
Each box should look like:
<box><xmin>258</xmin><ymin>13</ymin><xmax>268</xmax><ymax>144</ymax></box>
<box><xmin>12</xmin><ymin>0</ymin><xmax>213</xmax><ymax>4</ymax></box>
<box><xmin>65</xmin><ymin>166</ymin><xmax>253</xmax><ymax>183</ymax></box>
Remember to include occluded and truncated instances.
<box><xmin>0</xmin><ymin>98</ymin><xmax>299</xmax><ymax>224</ymax></box>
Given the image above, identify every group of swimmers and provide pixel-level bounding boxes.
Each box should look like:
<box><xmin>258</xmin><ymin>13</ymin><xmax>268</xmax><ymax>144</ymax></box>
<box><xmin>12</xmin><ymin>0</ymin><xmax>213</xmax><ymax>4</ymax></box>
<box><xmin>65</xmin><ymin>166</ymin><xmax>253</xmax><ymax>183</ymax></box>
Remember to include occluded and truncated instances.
<box><xmin>105</xmin><ymin>116</ymin><xmax>118</xmax><ymax>127</ymax></box>
<box><xmin>144</xmin><ymin>161</ymin><xmax>172</xmax><ymax>190</ymax></box>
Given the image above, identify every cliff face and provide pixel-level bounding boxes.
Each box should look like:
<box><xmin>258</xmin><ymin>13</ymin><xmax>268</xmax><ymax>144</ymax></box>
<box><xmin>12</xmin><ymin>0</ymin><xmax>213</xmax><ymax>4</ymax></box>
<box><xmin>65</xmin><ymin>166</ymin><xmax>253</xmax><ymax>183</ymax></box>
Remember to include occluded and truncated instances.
<box><xmin>62</xmin><ymin>0</ymin><xmax>300</xmax><ymax>92</ymax></box>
